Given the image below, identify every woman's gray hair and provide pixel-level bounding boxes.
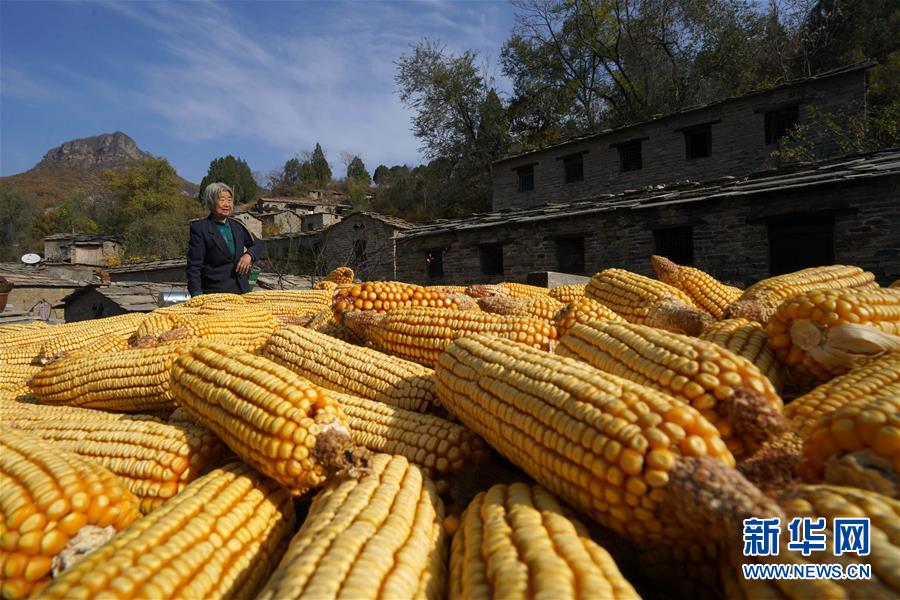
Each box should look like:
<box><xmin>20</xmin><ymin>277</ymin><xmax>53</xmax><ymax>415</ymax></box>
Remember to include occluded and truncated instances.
<box><xmin>202</xmin><ymin>182</ymin><xmax>234</xmax><ymax>210</ymax></box>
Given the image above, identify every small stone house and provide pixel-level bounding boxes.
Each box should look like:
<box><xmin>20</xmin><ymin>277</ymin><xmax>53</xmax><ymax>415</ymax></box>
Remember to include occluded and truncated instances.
<box><xmin>43</xmin><ymin>234</ymin><xmax>124</xmax><ymax>266</ymax></box>
<box><xmin>320</xmin><ymin>213</ymin><xmax>414</xmax><ymax>281</ymax></box>
<box><xmin>492</xmin><ymin>62</ymin><xmax>872</xmax><ymax>211</ymax></box>
<box><xmin>397</xmin><ymin>149</ymin><xmax>900</xmax><ymax>287</ymax></box>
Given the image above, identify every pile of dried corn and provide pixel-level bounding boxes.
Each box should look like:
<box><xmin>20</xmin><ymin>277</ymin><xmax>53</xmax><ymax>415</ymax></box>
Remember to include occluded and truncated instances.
<box><xmin>2</xmin><ymin>259</ymin><xmax>898</xmax><ymax>600</ymax></box>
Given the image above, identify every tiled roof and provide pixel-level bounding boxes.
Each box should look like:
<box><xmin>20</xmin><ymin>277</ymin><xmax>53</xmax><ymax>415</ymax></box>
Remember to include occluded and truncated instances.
<box><xmin>494</xmin><ymin>61</ymin><xmax>875</xmax><ymax>165</ymax></box>
<box><xmin>106</xmin><ymin>259</ymin><xmax>186</xmax><ymax>273</ymax></box>
<box><xmin>64</xmin><ymin>282</ymin><xmax>187</xmax><ymax>312</ymax></box>
<box><xmin>255</xmin><ymin>273</ymin><xmax>315</xmax><ymax>290</ymax></box>
<box><xmin>0</xmin><ymin>264</ymin><xmax>83</xmax><ymax>287</ymax></box>
<box><xmin>401</xmin><ymin>148</ymin><xmax>900</xmax><ymax>239</ymax></box>
<box><xmin>43</xmin><ymin>234</ymin><xmax>122</xmax><ymax>243</ymax></box>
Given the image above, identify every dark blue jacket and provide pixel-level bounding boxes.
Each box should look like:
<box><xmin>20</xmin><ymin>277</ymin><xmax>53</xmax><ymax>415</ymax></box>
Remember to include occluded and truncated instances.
<box><xmin>187</xmin><ymin>215</ymin><xmax>263</xmax><ymax>296</ymax></box>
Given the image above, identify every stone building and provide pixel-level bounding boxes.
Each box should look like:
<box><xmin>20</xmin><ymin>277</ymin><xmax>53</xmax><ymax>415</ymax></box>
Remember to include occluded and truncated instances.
<box><xmin>106</xmin><ymin>259</ymin><xmax>187</xmax><ymax>284</ymax></box>
<box><xmin>396</xmin><ymin>149</ymin><xmax>900</xmax><ymax>287</ymax></box>
<box><xmin>320</xmin><ymin>213</ymin><xmax>414</xmax><ymax>281</ymax></box>
<box><xmin>43</xmin><ymin>234</ymin><xmax>124</xmax><ymax>266</ymax></box>
<box><xmin>0</xmin><ymin>263</ymin><xmax>81</xmax><ymax>320</ymax></box>
<box><xmin>63</xmin><ymin>282</ymin><xmax>186</xmax><ymax>322</ymax></box>
<box><xmin>492</xmin><ymin>62</ymin><xmax>871</xmax><ymax>211</ymax></box>
<box><xmin>231</xmin><ymin>213</ymin><xmax>263</xmax><ymax>239</ymax></box>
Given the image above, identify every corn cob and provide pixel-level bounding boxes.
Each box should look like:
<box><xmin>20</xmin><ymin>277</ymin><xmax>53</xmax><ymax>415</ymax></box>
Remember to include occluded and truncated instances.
<box><xmin>0</xmin><ymin>321</ymin><xmax>48</xmax><ymax>335</ymax></box>
<box><xmin>0</xmin><ymin>364</ymin><xmax>40</xmax><ymax>392</ymax></box>
<box><xmin>585</xmin><ymin>268</ymin><xmax>713</xmax><ymax>335</ymax></box>
<box><xmin>329</xmin><ymin>390</ymin><xmax>486</xmax><ymax>492</ymax></box>
<box><xmin>700</xmin><ymin>318</ymin><xmax>786</xmax><ymax>392</ymax></box>
<box><xmin>425</xmin><ymin>285</ymin><xmax>468</xmax><ymax>295</ymax></box>
<box><xmin>0</xmin><ymin>343</ymin><xmax>45</xmax><ymax>366</ymax></box>
<box><xmin>548</xmin><ymin>283</ymin><xmax>587</xmax><ymax>303</ymax></box>
<box><xmin>785</xmin><ymin>352</ymin><xmax>900</xmax><ymax>437</ymax></box>
<box><xmin>333</xmin><ymin>281</ymin><xmax>477</xmax><ymax>316</ymax></box>
<box><xmin>799</xmin><ymin>393</ymin><xmax>900</xmax><ymax>495</ymax></box>
<box><xmin>450</xmin><ymin>482</ymin><xmax>641</xmax><ymax>600</ymax></box>
<box><xmin>343</xmin><ymin>307</ymin><xmax>557</xmax><ymax>368</ymax></box>
<box><xmin>0</xmin><ymin>325</ymin><xmax>59</xmax><ymax>349</ymax></box>
<box><xmin>555</xmin><ymin>296</ymin><xmax>626</xmax><ymax>338</ymax></box>
<box><xmin>720</xmin><ymin>485</ymin><xmax>900</xmax><ymax>599</ymax></box>
<box><xmin>159</xmin><ymin>304</ymin><xmax>279</xmax><ymax>339</ymax></box>
<box><xmin>262</xmin><ymin>325</ymin><xmax>438</xmax><ymax>412</ymax></box>
<box><xmin>130</xmin><ymin>311</ymin><xmax>189</xmax><ymax>344</ymax></box>
<box><xmin>0</xmin><ymin>399</ymin><xmax>227</xmax><ymax>513</ymax></box>
<box><xmin>314</xmin><ymin>280</ymin><xmax>339</xmax><ymax>291</ymax></box>
<box><xmin>0</xmin><ymin>428</ymin><xmax>141</xmax><ymax>600</ymax></box>
<box><xmin>29</xmin><ymin>344</ymin><xmax>196</xmax><ymax>413</ymax></box>
<box><xmin>257</xmin><ymin>454</ymin><xmax>445</xmax><ymax>600</ymax></box>
<box><xmin>316</xmin><ymin>266</ymin><xmax>355</xmax><ymax>286</ymax></box>
<box><xmin>477</xmin><ymin>294</ymin><xmax>565</xmax><ymax>322</ymax></box>
<box><xmin>62</xmin><ymin>334</ymin><xmax>132</xmax><ymax>359</ymax></box>
<box><xmin>558</xmin><ymin>321</ymin><xmax>784</xmax><ymax>456</ymax></box>
<box><xmin>251</xmin><ymin>300</ymin><xmax>329</xmax><ymax>320</ymax></box>
<box><xmin>435</xmin><ymin>334</ymin><xmax>783</xmax><ymax>547</ymax></box>
<box><xmin>170</xmin><ymin>342</ymin><xmax>368</xmax><ymax>494</ymax></box>
<box><xmin>243</xmin><ymin>288</ymin><xmax>332</xmax><ymax>306</ymax></box>
<box><xmin>891</xmin><ymin>279</ymin><xmax>900</xmax><ymax>289</ymax></box>
<box><xmin>182</xmin><ymin>292</ymin><xmax>246</xmax><ymax>308</ymax></box>
<box><xmin>724</xmin><ymin>264</ymin><xmax>877</xmax><ymax>324</ymax></box>
<box><xmin>465</xmin><ymin>282</ymin><xmax>549</xmax><ymax>299</ymax></box>
<box><xmin>39</xmin><ymin>461</ymin><xmax>295</xmax><ymax>600</ymax></box>
<box><xmin>651</xmin><ymin>255</ymin><xmax>742</xmax><ymax>319</ymax></box>
<box><xmin>305</xmin><ymin>309</ymin><xmax>365</xmax><ymax>345</ymax></box>
<box><xmin>36</xmin><ymin>313</ymin><xmax>148</xmax><ymax>363</ymax></box>
<box><xmin>766</xmin><ymin>288</ymin><xmax>900</xmax><ymax>383</ymax></box>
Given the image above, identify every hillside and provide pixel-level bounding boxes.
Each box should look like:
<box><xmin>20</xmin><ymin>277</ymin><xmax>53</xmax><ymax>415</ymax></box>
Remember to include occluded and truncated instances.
<box><xmin>0</xmin><ymin>132</ymin><xmax>197</xmax><ymax>208</ymax></box>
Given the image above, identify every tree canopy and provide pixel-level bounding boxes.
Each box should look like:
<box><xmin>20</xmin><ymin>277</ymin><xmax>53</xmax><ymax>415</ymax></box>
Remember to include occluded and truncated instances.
<box><xmin>198</xmin><ymin>155</ymin><xmax>258</xmax><ymax>205</ymax></box>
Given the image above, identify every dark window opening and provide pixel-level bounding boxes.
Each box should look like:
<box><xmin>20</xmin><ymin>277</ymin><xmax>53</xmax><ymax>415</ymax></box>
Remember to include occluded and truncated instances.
<box><xmin>654</xmin><ymin>226</ymin><xmax>694</xmax><ymax>266</ymax></box>
<box><xmin>555</xmin><ymin>237</ymin><xmax>585</xmax><ymax>274</ymax></box>
<box><xmin>768</xmin><ymin>216</ymin><xmax>834</xmax><ymax>275</ymax></box>
<box><xmin>563</xmin><ymin>155</ymin><xmax>584</xmax><ymax>183</ymax></box>
<box><xmin>765</xmin><ymin>105</ymin><xmax>799</xmax><ymax>145</ymax></box>
<box><xmin>517</xmin><ymin>166</ymin><xmax>534</xmax><ymax>192</ymax></box>
<box><xmin>352</xmin><ymin>239</ymin><xmax>367</xmax><ymax>265</ymax></box>
<box><xmin>426</xmin><ymin>250</ymin><xmax>444</xmax><ymax>278</ymax></box>
<box><xmin>617</xmin><ymin>140</ymin><xmax>643</xmax><ymax>172</ymax></box>
<box><xmin>480</xmin><ymin>244</ymin><xmax>504</xmax><ymax>276</ymax></box>
<box><xmin>685</xmin><ymin>125</ymin><xmax>712</xmax><ymax>159</ymax></box>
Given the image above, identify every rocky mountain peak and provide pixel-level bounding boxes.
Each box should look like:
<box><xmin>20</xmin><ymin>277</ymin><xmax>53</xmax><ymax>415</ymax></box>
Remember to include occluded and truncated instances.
<box><xmin>37</xmin><ymin>131</ymin><xmax>155</xmax><ymax>170</ymax></box>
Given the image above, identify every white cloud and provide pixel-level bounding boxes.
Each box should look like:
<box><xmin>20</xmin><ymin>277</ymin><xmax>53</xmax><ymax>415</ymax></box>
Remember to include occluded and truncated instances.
<box><xmin>99</xmin><ymin>1</ymin><xmax>514</xmax><ymax>173</ymax></box>
<box><xmin>0</xmin><ymin>67</ymin><xmax>51</xmax><ymax>99</ymax></box>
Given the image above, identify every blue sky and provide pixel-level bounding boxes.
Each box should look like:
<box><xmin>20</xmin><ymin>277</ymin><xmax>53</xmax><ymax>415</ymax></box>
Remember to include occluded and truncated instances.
<box><xmin>1</xmin><ymin>0</ymin><xmax>517</xmax><ymax>183</ymax></box>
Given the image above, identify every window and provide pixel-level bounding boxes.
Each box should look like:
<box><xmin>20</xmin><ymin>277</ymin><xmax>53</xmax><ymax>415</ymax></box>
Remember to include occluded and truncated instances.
<box><xmin>426</xmin><ymin>249</ymin><xmax>444</xmax><ymax>278</ymax></box>
<box><xmin>352</xmin><ymin>239</ymin><xmax>367</xmax><ymax>265</ymax></box>
<box><xmin>654</xmin><ymin>226</ymin><xmax>694</xmax><ymax>265</ymax></box>
<box><xmin>563</xmin><ymin>154</ymin><xmax>584</xmax><ymax>183</ymax></box>
<box><xmin>555</xmin><ymin>237</ymin><xmax>585</xmax><ymax>274</ymax></box>
<box><xmin>768</xmin><ymin>216</ymin><xmax>834</xmax><ymax>275</ymax></box>
<box><xmin>684</xmin><ymin>125</ymin><xmax>712</xmax><ymax>159</ymax></box>
<box><xmin>517</xmin><ymin>165</ymin><xmax>534</xmax><ymax>192</ymax></box>
<box><xmin>480</xmin><ymin>244</ymin><xmax>504</xmax><ymax>276</ymax></box>
<box><xmin>765</xmin><ymin>105</ymin><xmax>799</xmax><ymax>145</ymax></box>
<box><xmin>617</xmin><ymin>140</ymin><xmax>643</xmax><ymax>172</ymax></box>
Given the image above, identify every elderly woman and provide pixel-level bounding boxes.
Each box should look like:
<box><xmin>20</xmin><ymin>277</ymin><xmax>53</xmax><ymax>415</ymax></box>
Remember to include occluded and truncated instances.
<box><xmin>187</xmin><ymin>182</ymin><xmax>263</xmax><ymax>296</ymax></box>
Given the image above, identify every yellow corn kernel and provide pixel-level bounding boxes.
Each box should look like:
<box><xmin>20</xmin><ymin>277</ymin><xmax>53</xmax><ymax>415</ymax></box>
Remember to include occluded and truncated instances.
<box><xmin>700</xmin><ymin>318</ymin><xmax>786</xmax><ymax>392</ymax></box>
<box><xmin>170</xmin><ymin>341</ymin><xmax>367</xmax><ymax>494</ymax></box>
<box><xmin>652</xmin><ymin>255</ymin><xmax>742</xmax><ymax>319</ymax></box>
<box><xmin>334</xmin><ymin>281</ymin><xmax>476</xmax><ymax>316</ymax></box>
<box><xmin>256</xmin><ymin>454</ymin><xmax>445</xmax><ymax>600</ymax></box>
<box><xmin>39</xmin><ymin>462</ymin><xmax>295</xmax><ymax>600</ymax></box>
<box><xmin>261</xmin><ymin>325</ymin><xmax>439</xmax><ymax>412</ymax></box>
<box><xmin>555</xmin><ymin>296</ymin><xmax>626</xmax><ymax>338</ymax></box>
<box><xmin>450</xmin><ymin>483</ymin><xmax>641</xmax><ymax>600</ymax></box>
<box><xmin>1</xmin><ymin>428</ymin><xmax>141</xmax><ymax>599</ymax></box>
<box><xmin>477</xmin><ymin>294</ymin><xmax>565</xmax><ymax>322</ymax></box>
<box><xmin>548</xmin><ymin>284</ymin><xmax>587</xmax><ymax>303</ymax></box>
<box><xmin>724</xmin><ymin>264</ymin><xmax>877</xmax><ymax>324</ymax></box>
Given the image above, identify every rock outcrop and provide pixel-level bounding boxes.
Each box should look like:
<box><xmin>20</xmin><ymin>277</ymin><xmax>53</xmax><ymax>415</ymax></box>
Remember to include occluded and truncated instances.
<box><xmin>37</xmin><ymin>131</ymin><xmax>155</xmax><ymax>170</ymax></box>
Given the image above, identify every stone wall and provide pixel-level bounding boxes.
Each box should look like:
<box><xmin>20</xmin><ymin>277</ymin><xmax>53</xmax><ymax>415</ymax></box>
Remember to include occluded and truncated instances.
<box><xmin>322</xmin><ymin>214</ymin><xmax>399</xmax><ymax>281</ymax></box>
<box><xmin>64</xmin><ymin>288</ymin><xmax>128</xmax><ymax>322</ymax></box>
<box><xmin>493</xmin><ymin>68</ymin><xmax>867</xmax><ymax>211</ymax></box>
<box><xmin>5</xmin><ymin>287</ymin><xmax>76</xmax><ymax>319</ymax></box>
<box><xmin>397</xmin><ymin>175</ymin><xmax>900</xmax><ymax>287</ymax></box>
<box><xmin>109</xmin><ymin>268</ymin><xmax>186</xmax><ymax>283</ymax></box>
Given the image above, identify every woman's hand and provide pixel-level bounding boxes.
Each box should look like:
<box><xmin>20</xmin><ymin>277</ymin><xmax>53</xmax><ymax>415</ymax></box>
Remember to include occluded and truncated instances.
<box><xmin>236</xmin><ymin>252</ymin><xmax>253</xmax><ymax>275</ymax></box>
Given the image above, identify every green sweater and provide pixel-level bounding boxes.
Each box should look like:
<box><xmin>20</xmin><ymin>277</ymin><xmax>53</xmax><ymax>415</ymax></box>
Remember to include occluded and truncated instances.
<box><xmin>215</xmin><ymin>220</ymin><xmax>236</xmax><ymax>256</ymax></box>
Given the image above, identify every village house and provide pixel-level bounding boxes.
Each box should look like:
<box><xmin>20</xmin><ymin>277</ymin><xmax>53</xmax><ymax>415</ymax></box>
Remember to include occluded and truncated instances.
<box><xmin>492</xmin><ymin>62</ymin><xmax>872</xmax><ymax>211</ymax></box>
<box><xmin>319</xmin><ymin>212</ymin><xmax>414</xmax><ymax>281</ymax></box>
<box><xmin>43</xmin><ymin>234</ymin><xmax>123</xmax><ymax>266</ymax></box>
<box><xmin>395</xmin><ymin>149</ymin><xmax>900</xmax><ymax>287</ymax></box>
